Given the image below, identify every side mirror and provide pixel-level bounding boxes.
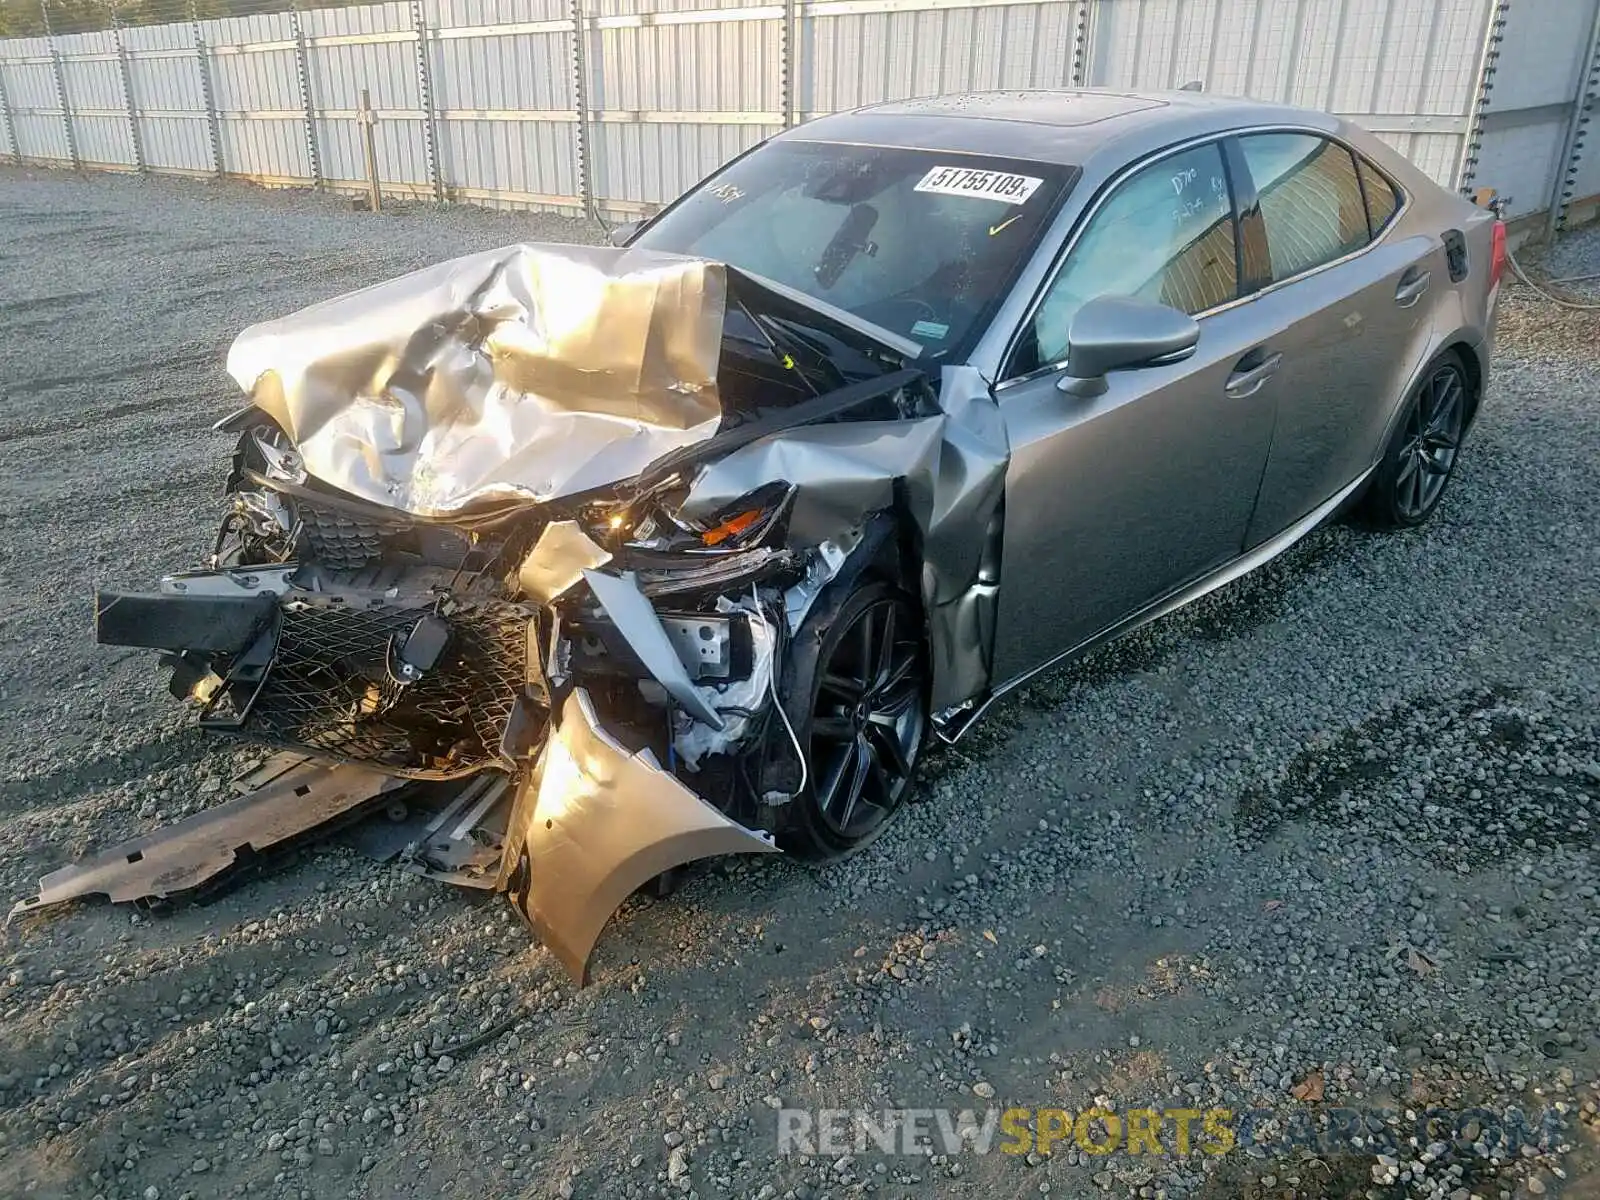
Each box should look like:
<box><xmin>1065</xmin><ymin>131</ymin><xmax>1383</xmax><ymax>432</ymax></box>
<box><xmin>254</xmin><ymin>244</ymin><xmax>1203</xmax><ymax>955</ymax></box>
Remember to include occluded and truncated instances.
<box><xmin>607</xmin><ymin>219</ymin><xmax>643</xmax><ymax>247</ymax></box>
<box><xmin>1056</xmin><ymin>295</ymin><xmax>1201</xmax><ymax>397</ymax></box>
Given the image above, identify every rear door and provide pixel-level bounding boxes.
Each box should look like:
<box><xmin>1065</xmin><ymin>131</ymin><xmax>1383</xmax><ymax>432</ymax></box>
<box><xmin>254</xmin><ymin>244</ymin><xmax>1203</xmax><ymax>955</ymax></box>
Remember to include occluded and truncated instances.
<box><xmin>988</xmin><ymin>139</ymin><xmax>1280</xmax><ymax>685</ymax></box>
<box><xmin>1232</xmin><ymin>132</ymin><xmax>1439</xmax><ymax>545</ymax></box>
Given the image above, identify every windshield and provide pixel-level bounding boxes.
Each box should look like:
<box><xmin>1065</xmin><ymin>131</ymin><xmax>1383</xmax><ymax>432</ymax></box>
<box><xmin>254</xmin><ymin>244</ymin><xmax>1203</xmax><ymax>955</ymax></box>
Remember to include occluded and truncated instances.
<box><xmin>632</xmin><ymin>140</ymin><xmax>1074</xmax><ymax>358</ymax></box>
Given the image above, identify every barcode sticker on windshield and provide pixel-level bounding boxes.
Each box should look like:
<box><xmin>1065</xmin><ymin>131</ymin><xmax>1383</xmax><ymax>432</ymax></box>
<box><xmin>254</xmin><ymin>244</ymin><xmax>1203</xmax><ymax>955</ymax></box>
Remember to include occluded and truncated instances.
<box><xmin>914</xmin><ymin>165</ymin><xmax>1043</xmax><ymax>205</ymax></box>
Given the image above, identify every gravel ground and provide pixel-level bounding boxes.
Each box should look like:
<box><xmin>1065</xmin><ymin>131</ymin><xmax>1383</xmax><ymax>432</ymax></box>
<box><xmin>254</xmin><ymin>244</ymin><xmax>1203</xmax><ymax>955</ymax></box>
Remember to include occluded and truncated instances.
<box><xmin>1</xmin><ymin>166</ymin><xmax>1597</xmax><ymax>1200</ymax></box>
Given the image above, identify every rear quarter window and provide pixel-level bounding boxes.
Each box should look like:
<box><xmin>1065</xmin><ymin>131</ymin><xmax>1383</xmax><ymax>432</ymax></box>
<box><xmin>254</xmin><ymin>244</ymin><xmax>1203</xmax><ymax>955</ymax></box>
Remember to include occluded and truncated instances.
<box><xmin>1356</xmin><ymin>154</ymin><xmax>1403</xmax><ymax>236</ymax></box>
<box><xmin>1239</xmin><ymin>133</ymin><xmax>1371</xmax><ymax>283</ymax></box>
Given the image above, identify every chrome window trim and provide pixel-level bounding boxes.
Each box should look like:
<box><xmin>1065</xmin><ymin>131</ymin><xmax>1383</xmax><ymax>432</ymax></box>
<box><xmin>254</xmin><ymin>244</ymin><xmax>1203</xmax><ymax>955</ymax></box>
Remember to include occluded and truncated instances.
<box><xmin>995</xmin><ymin>122</ymin><xmax>1413</xmax><ymax>391</ymax></box>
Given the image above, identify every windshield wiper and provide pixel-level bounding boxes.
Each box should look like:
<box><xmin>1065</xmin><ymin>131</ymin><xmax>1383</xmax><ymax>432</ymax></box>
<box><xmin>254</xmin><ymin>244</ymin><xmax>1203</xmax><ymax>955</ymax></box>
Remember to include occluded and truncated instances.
<box><xmin>733</xmin><ymin>295</ymin><xmax>840</xmax><ymax>395</ymax></box>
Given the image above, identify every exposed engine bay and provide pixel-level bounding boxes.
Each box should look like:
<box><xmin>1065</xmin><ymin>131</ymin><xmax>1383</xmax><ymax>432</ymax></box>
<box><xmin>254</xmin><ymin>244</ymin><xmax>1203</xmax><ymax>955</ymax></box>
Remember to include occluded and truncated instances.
<box><xmin>17</xmin><ymin>243</ymin><xmax>1013</xmax><ymax>984</ymax></box>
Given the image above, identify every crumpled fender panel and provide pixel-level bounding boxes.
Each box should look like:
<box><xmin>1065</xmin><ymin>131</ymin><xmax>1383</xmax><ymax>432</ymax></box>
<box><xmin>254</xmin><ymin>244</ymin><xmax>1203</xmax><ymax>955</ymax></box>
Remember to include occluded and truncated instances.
<box><xmin>678</xmin><ymin>364</ymin><xmax>1009</xmax><ymax>710</ymax></box>
<box><xmin>498</xmin><ymin>688</ymin><xmax>778</xmax><ymax>985</ymax></box>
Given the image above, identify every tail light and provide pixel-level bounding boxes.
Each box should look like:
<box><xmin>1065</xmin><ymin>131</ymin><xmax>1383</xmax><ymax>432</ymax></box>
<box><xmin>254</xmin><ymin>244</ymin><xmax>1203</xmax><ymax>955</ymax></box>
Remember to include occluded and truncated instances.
<box><xmin>1489</xmin><ymin>220</ymin><xmax>1507</xmax><ymax>288</ymax></box>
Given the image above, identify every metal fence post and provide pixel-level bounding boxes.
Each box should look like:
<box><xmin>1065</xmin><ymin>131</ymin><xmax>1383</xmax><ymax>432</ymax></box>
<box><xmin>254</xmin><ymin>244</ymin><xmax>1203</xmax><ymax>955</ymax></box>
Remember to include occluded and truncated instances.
<box><xmin>411</xmin><ymin>0</ymin><xmax>443</xmax><ymax>202</ymax></box>
<box><xmin>40</xmin><ymin>0</ymin><xmax>80</xmax><ymax>169</ymax></box>
<box><xmin>1070</xmin><ymin>0</ymin><xmax>1093</xmax><ymax>88</ymax></box>
<box><xmin>289</xmin><ymin>6</ymin><xmax>322</xmax><ymax>188</ymax></box>
<box><xmin>358</xmin><ymin>87</ymin><xmax>382</xmax><ymax>211</ymax></box>
<box><xmin>111</xmin><ymin>10</ymin><xmax>146</xmax><ymax>173</ymax></box>
<box><xmin>1457</xmin><ymin>0</ymin><xmax>1508</xmax><ymax>196</ymax></box>
<box><xmin>191</xmin><ymin>0</ymin><xmax>224</xmax><ymax>176</ymax></box>
<box><xmin>781</xmin><ymin>0</ymin><xmax>798</xmax><ymax>127</ymax></box>
<box><xmin>0</xmin><ymin>59</ymin><xmax>20</xmax><ymax>166</ymax></box>
<box><xmin>569</xmin><ymin>0</ymin><xmax>593</xmax><ymax>218</ymax></box>
<box><xmin>1546</xmin><ymin>0</ymin><xmax>1600</xmax><ymax>238</ymax></box>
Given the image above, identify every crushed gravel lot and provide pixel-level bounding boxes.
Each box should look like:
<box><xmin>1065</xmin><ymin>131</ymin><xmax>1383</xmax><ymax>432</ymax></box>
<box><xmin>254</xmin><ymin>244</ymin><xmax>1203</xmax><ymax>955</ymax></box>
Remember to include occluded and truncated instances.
<box><xmin>1</xmin><ymin>166</ymin><xmax>1597</xmax><ymax>1200</ymax></box>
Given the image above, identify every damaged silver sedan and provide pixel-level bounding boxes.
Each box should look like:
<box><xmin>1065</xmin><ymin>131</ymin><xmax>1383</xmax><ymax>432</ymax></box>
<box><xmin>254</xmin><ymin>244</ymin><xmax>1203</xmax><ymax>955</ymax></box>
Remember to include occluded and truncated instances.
<box><xmin>29</xmin><ymin>90</ymin><xmax>1501</xmax><ymax>983</ymax></box>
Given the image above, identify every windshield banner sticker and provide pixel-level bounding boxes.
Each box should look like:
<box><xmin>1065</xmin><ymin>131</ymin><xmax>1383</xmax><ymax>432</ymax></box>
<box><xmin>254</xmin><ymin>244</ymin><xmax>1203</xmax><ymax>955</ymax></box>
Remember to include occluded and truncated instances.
<box><xmin>914</xmin><ymin>166</ymin><xmax>1043</xmax><ymax>205</ymax></box>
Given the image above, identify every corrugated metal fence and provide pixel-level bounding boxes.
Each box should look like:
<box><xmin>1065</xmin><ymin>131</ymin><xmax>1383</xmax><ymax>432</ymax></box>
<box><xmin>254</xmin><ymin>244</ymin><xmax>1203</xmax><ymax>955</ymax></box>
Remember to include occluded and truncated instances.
<box><xmin>1</xmin><ymin>0</ymin><xmax>1597</xmax><ymax>231</ymax></box>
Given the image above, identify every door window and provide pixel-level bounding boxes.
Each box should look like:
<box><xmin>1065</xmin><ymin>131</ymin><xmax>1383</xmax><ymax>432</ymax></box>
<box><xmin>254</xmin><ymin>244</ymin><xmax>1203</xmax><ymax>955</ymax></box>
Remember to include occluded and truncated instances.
<box><xmin>1017</xmin><ymin>142</ymin><xmax>1238</xmax><ymax>375</ymax></box>
<box><xmin>1238</xmin><ymin>133</ymin><xmax>1371</xmax><ymax>282</ymax></box>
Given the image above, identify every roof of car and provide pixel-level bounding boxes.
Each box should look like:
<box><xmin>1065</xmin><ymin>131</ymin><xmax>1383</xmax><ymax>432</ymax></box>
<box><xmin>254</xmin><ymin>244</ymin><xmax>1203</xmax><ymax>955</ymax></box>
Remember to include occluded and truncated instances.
<box><xmin>781</xmin><ymin>89</ymin><xmax>1341</xmax><ymax>168</ymax></box>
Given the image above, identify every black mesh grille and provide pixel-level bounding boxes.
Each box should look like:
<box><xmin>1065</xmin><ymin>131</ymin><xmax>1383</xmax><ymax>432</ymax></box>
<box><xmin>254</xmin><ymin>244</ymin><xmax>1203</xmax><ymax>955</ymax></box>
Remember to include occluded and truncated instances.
<box><xmin>232</xmin><ymin>599</ymin><xmax>531</xmax><ymax>778</ymax></box>
<box><xmin>297</xmin><ymin>504</ymin><xmax>394</xmax><ymax>571</ymax></box>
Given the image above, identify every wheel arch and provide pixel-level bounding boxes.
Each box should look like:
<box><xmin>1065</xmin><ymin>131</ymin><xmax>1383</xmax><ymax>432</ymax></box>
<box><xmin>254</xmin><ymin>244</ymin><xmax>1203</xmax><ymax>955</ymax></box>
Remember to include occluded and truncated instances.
<box><xmin>1374</xmin><ymin>336</ymin><xmax>1481</xmax><ymax>468</ymax></box>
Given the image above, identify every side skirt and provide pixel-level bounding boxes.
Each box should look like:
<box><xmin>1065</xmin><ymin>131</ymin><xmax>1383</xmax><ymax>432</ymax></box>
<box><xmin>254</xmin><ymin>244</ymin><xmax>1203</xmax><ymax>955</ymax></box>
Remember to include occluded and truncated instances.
<box><xmin>933</xmin><ymin>467</ymin><xmax>1374</xmax><ymax>742</ymax></box>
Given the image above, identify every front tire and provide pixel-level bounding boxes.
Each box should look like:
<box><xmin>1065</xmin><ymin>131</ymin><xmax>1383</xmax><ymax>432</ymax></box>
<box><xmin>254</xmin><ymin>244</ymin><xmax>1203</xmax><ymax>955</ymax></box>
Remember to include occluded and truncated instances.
<box><xmin>1362</xmin><ymin>352</ymin><xmax>1470</xmax><ymax>529</ymax></box>
<box><xmin>777</xmin><ymin>579</ymin><xmax>929</xmax><ymax>860</ymax></box>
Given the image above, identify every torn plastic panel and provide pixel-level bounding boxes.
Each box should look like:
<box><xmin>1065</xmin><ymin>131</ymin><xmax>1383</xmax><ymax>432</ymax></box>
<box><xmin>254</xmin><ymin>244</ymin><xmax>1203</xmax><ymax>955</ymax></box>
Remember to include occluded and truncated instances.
<box><xmin>10</xmin><ymin>756</ymin><xmax>404</xmax><ymax>918</ymax></box>
<box><xmin>499</xmin><ymin>688</ymin><xmax>778</xmax><ymax>985</ymax></box>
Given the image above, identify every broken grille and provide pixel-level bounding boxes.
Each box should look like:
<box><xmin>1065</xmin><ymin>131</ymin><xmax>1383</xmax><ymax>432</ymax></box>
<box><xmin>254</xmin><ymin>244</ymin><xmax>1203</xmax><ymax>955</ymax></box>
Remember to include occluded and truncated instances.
<box><xmin>219</xmin><ymin>599</ymin><xmax>532</xmax><ymax>779</ymax></box>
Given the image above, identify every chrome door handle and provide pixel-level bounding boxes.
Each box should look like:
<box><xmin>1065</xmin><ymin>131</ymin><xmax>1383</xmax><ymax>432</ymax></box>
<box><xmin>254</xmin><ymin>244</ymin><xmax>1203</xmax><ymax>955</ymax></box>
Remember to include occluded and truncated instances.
<box><xmin>1395</xmin><ymin>269</ymin><xmax>1431</xmax><ymax>307</ymax></box>
<box><xmin>1224</xmin><ymin>351</ymin><xmax>1282</xmax><ymax>399</ymax></box>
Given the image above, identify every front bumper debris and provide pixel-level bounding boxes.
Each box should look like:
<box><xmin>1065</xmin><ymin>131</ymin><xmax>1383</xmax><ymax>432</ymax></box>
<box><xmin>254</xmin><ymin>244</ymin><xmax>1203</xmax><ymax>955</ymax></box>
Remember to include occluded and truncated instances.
<box><xmin>500</xmin><ymin>689</ymin><xmax>778</xmax><ymax>984</ymax></box>
<box><xmin>9</xmin><ymin>755</ymin><xmax>403</xmax><ymax>917</ymax></box>
<box><xmin>31</xmin><ymin>245</ymin><xmax>1016</xmax><ymax>985</ymax></box>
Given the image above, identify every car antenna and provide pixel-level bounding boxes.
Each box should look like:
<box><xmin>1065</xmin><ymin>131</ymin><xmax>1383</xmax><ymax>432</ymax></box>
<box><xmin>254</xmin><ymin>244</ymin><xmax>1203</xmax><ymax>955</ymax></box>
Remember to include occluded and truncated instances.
<box><xmin>1179</xmin><ymin>79</ymin><xmax>1205</xmax><ymax>92</ymax></box>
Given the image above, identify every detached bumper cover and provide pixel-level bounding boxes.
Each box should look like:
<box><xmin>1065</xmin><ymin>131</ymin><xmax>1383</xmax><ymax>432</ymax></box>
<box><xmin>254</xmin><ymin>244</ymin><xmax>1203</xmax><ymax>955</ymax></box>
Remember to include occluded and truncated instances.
<box><xmin>10</xmin><ymin>756</ymin><xmax>400</xmax><ymax>917</ymax></box>
<box><xmin>499</xmin><ymin>688</ymin><xmax>778</xmax><ymax>985</ymax></box>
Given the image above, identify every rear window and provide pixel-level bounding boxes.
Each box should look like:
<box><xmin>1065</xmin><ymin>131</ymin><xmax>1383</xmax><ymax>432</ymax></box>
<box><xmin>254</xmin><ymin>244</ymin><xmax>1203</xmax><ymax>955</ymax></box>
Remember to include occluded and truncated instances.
<box><xmin>632</xmin><ymin>140</ymin><xmax>1074</xmax><ymax>357</ymax></box>
<box><xmin>1356</xmin><ymin>154</ymin><xmax>1403</xmax><ymax>236</ymax></box>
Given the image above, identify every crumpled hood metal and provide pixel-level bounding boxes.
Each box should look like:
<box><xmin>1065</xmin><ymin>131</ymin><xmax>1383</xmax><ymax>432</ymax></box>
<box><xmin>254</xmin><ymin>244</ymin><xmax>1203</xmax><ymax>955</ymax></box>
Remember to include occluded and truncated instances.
<box><xmin>226</xmin><ymin>243</ymin><xmax>727</xmax><ymax>516</ymax></box>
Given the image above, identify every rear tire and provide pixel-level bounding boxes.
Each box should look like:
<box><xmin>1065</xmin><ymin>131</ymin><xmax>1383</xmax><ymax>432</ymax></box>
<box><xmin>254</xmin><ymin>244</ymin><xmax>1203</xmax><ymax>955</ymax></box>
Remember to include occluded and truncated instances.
<box><xmin>1362</xmin><ymin>352</ymin><xmax>1470</xmax><ymax>530</ymax></box>
<box><xmin>776</xmin><ymin>578</ymin><xmax>929</xmax><ymax>860</ymax></box>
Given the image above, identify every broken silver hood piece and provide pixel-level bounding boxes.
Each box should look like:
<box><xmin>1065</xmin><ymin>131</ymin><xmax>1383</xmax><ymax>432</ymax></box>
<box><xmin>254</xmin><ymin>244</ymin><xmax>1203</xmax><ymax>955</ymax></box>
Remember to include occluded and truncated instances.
<box><xmin>225</xmin><ymin>243</ymin><xmax>917</xmax><ymax>517</ymax></box>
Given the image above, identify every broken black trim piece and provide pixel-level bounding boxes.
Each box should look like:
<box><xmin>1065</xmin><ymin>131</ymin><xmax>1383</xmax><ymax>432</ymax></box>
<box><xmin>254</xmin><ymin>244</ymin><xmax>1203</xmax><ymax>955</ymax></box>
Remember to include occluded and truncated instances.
<box><xmin>95</xmin><ymin>590</ymin><xmax>276</xmax><ymax>654</ymax></box>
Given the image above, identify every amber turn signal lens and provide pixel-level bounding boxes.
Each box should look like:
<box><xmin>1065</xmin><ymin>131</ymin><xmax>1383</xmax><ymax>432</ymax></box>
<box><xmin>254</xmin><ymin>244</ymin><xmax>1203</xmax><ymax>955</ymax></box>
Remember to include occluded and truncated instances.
<box><xmin>701</xmin><ymin>508</ymin><xmax>764</xmax><ymax>546</ymax></box>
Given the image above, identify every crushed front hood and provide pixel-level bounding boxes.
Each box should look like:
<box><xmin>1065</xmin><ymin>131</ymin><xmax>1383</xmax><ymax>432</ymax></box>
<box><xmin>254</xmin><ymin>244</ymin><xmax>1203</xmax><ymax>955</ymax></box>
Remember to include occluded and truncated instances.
<box><xmin>228</xmin><ymin>243</ymin><xmax>726</xmax><ymax>517</ymax></box>
<box><xmin>226</xmin><ymin>243</ymin><xmax>917</xmax><ymax>518</ymax></box>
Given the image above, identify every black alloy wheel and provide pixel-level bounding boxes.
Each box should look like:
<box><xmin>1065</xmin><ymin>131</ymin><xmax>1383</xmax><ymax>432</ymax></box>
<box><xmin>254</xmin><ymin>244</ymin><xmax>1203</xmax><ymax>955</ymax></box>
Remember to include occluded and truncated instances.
<box><xmin>783</xmin><ymin>580</ymin><xmax>928</xmax><ymax>857</ymax></box>
<box><xmin>1365</xmin><ymin>354</ymin><xmax>1471</xmax><ymax>529</ymax></box>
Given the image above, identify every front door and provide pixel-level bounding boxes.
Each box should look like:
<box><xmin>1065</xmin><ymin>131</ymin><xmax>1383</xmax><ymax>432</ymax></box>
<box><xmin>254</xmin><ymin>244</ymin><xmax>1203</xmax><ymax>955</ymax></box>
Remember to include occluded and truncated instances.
<box><xmin>989</xmin><ymin>140</ymin><xmax>1280</xmax><ymax>685</ymax></box>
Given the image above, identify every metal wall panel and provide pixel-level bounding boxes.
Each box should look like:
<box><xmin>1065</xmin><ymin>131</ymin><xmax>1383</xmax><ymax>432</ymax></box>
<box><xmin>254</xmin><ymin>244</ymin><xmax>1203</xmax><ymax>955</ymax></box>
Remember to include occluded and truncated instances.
<box><xmin>591</xmin><ymin>118</ymin><xmax>771</xmax><ymax>204</ymax></box>
<box><xmin>122</xmin><ymin>24</ymin><xmax>213</xmax><ymax>173</ymax></box>
<box><xmin>1</xmin><ymin>0</ymin><xmax>1597</xmax><ymax>222</ymax></box>
<box><xmin>586</xmin><ymin>0</ymin><xmax>777</xmax><ymax>206</ymax></box>
<box><xmin>1476</xmin><ymin>0</ymin><xmax>1597</xmax><ymax>217</ymax></box>
<box><xmin>428</xmin><ymin>0</ymin><xmax>577</xmax><ymax>205</ymax></box>
<box><xmin>1087</xmin><ymin>0</ymin><xmax>1489</xmax><ymax>189</ymax></box>
<box><xmin>4</xmin><ymin>46</ymin><xmax>70</xmax><ymax>161</ymax></box>
<box><xmin>806</xmin><ymin>1</ymin><xmax>1078</xmax><ymax>116</ymax></box>
<box><xmin>1476</xmin><ymin>122</ymin><xmax>1569</xmax><ymax>218</ymax></box>
<box><xmin>1490</xmin><ymin>0</ymin><xmax>1592</xmax><ymax>111</ymax></box>
<box><xmin>201</xmin><ymin>12</ymin><xmax>310</xmax><ymax>181</ymax></box>
<box><xmin>54</xmin><ymin>31</ymin><xmax>137</xmax><ymax>167</ymax></box>
<box><xmin>303</xmin><ymin>4</ymin><xmax>429</xmax><ymax>187</ymax></box>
